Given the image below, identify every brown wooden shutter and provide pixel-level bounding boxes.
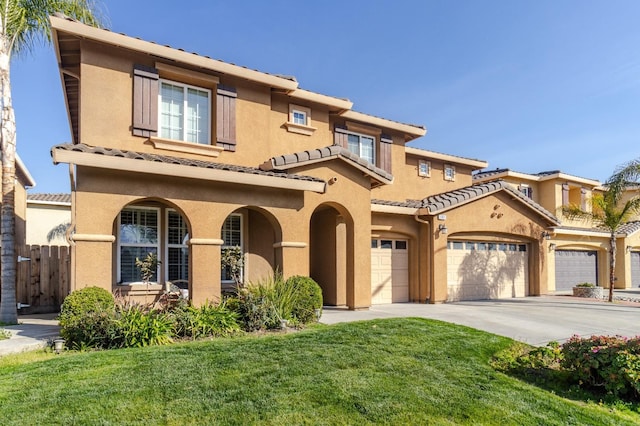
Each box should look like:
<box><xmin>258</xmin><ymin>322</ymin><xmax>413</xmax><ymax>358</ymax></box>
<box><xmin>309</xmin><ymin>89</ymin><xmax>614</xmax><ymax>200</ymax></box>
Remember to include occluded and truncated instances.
<box><xmin>216</xmin><ymin>85</ymin><xmax>237</xmax><ymax>151</ymax></box>
<box><xmin>334</xmin><ymin>126</ymin><xmax>348</xmax><ymax>148</ymax></box>
<box><xmin>132</xmin><ymin>65</ymin><xmax>159</xmax><ymax>137</ymax></box>
<box><xmin>562</xmin><ymin>183</ymin><xmax>569</xmax><ymax>205</ymax></box>
<box><xmin>379</xmin><ymin>134</ymin><xmax>393</xmax><ymax>173</ymax></box>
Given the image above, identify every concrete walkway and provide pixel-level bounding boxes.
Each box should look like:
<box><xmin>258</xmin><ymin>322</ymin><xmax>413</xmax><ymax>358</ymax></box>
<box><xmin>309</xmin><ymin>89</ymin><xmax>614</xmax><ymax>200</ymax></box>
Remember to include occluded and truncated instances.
<box><xmin>0</xmin><ymin>314</ymin><xmax>61</xmax><ymax>356</ymax></box>
<box><xmin>320</xmin><ymin>295</ymin><xmax>640</xmax><ymax>346</ymax></box>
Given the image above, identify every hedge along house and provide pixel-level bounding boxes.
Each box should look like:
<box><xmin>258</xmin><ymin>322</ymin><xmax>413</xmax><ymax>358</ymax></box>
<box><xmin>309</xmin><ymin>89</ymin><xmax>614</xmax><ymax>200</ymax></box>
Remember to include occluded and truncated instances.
<box><xmin>49</xmin><ymin>15</ymin><xmax>559</xmax><ymax>307</ymax></box>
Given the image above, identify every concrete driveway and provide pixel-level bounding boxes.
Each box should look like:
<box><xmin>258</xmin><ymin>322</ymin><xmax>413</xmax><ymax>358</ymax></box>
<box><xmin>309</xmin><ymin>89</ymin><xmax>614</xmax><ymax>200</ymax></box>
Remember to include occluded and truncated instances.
<box><xmin>320</xmin><ymin>295</ymin><xmax>639</xmax><ymax>346</ymax></box>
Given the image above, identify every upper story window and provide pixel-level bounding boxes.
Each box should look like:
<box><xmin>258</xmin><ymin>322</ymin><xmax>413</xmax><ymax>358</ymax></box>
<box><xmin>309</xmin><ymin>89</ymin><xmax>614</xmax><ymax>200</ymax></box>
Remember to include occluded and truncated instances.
<box><xmin>418</xmin><ymin>160</ymin><xmax>431</xmax><ymax>177</ymax></box>
<box><xmin>347</xmin><ymin>131</ymin><xmax>375</xmax><ymax>164</ymax></box>
<box><xmin>518</xmin><ymin>184</ymin><xmax>533</xmax><ymax>198</ymax></box>
<box><xmin>159</xmin><ymin>80</ymin><xmax>211</xmax><ymax>144</ymax></box>
<box><xmin>444</xmin><ymin>164</ymin><xmax>456</xmax><ymax>181</ymax></box>
<box><xmin>285</xmin><ymin>104</ymin><xmax>315</xmax><ymax>136</ymax></box>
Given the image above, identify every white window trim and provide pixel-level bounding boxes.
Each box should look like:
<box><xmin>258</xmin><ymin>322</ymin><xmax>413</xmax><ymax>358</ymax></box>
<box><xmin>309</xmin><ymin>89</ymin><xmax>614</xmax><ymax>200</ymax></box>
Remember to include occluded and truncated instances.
<box><xmin>418</xmin><ymin>160</ymin><xmax>431</xmax><ymax>177</ymax></box>
<box><xmin>347</xmin><ymin>130</ymin><xmax>376</xmax><ymax>164</ymax></box>
<box><xmin>165</xmin><ymin>209</ymin><xmax>189</xmax><ymax>283</ymax></box>
<box><xmin>117</xmin><ymin>206</ymin><xmax>161</xmax><ymax>285</ymax></box>
<box><xmin>158</xmin><ymin>78</ymin><xmax>212</xmax><ymax>145</ymax></box>
<box><xmin>444</xmin><ymin>164</ymin><xmax>456</xmax><ymax>181</ymax></box>
<box><xmin>221</xmin><ymin>213</ymin><xmax>244</xmax><ymax>284</ymax></box>
<box><xmin>285</xmin><ymin>104</ymin><xmax>316</xmax><ymax>136</ymax></box>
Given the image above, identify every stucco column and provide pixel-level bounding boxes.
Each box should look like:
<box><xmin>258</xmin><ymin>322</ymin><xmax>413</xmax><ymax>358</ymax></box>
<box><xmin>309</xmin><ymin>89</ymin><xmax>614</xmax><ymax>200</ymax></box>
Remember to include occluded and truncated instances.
<box><xmin>351</xmin><ymin>218</ymin><xmax>371</xmax><ymax>310</ymax></box>
<box><xmin>275</xmin><ymin>242</ymin><xmax>309</xmax><ymax>279</ymax></box>
<box><xmin>431</xmin><ymin>231</ymin><xmax>448</xmax><ymax>303</ymax></box>
<box><xmin>418</xmin><ymin>220</ymin><xmax>430</xmax><ymax>303</ymax></box>
<box><xmin>189</xmin><ymin>239</ymin><xmax>222</xmax><ymax>306</ymax></box>
<box><xmin>71</xmin><ymin>234</ymin><xmax>115</xmax><ymax>292</ymax></box>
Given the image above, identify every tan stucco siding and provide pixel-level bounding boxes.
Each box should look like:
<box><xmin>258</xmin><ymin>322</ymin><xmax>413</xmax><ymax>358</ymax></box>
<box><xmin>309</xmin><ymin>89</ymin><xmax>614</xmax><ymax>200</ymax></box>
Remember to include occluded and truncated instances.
<box><xmin>26</xmin><ymin>204</ymin><xmax>71</xmax><ymax>246</ymax></box>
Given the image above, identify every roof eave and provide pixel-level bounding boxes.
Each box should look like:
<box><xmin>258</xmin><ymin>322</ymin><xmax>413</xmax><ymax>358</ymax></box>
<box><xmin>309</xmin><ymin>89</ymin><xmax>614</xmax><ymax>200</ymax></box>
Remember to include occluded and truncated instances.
<box><xmin>51</xmin><ymin>148</ymin><xmax>326</xmax><ymax>194</ymax></box>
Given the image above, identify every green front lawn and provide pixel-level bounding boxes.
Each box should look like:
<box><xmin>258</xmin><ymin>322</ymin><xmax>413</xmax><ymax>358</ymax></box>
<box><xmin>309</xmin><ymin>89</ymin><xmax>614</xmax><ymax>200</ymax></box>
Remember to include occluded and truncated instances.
<box><xmin>0</xmin><ymin>318</ymin><xmax>637</xmax><ymax>425</ymax></box>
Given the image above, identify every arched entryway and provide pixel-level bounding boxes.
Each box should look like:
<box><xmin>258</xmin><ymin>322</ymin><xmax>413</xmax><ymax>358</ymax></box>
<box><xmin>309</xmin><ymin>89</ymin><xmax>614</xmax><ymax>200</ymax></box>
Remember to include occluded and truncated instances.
<box><xmin>309</xmin><ymin>203</ymin><xmax>354</xmax><ymax>307</ymax></box>
<box><xmin>221</xmin><ymin>206</ymin><xmax>283</xmax><ymax>290</ymax></box>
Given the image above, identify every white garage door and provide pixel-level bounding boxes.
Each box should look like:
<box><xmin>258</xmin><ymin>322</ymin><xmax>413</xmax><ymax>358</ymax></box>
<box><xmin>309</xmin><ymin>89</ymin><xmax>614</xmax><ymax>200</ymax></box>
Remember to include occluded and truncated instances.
<box><xmin>447</xmin><ymin>241</ymin><xmax>529</xmax><ymax>301</ymax></box>
<box><xmin>555</xmin><ymin>250</ymin><xmax>598</xmax><ymax>291</ymax></box>
<box><xmin>371</xmin><ymin>239</ymin><xmax>409</xmax><ymax>304</ymax></box>
<box><xmin>631</xmin><ymin>252</ymin><xmax>640</xmax><ymax>288</ymax></box>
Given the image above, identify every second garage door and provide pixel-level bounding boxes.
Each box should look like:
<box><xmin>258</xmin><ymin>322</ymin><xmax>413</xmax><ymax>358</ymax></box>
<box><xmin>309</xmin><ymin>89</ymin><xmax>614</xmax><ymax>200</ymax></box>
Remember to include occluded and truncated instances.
<box><xmin>447</xmin><ymin>241</ymin><xmax>529</xmax><ymax>301</ymax></box>
<box><xmin>554</xmin><ymin>250</ymin><xmax>598</xmax><ymax>291</ymax></box>
<box><xmin>630</xmin><ymin>252</ymin><xmax>640</xmax><ymax>288</ymax></box>
<box><xmin>371</xmin><ymin>239</ymin><xmax>409</xmax><ymax>304</ymax></box>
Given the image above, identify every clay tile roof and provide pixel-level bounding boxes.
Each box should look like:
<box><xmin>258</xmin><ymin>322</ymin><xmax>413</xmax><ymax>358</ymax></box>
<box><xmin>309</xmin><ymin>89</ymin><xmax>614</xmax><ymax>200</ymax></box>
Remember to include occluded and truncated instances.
<box><xmin>420</xmin><ymin>180</ymin><xmax>560</xmax><ymax>224</ymax></box>
<box><xmin>613</xmin><ymin>221</ymin><xmax>640</xmax><ymax>236</ymax></box>
<box><xmin>27</xmin><ymin>193</ymin><xmax>71</xmax><ymax>204</ymax></box>
<box><xmin>473</xmin><ymin>168</ymin><xmax>510</xmax><ymax>180</ymax></box>
<box><xmin>371</xmin><ymin>199</ymin><xmax>422</xmax><ymax>209</ymax></box>
<box><xmin>51</xmin><ymin>143</ymin><xmax>325</xmax><ymax>184</ymax></box>
<box><xmin>263</xmin><ymin>145</ymin><xmax>393</xmax><ymax>183</ymax></box>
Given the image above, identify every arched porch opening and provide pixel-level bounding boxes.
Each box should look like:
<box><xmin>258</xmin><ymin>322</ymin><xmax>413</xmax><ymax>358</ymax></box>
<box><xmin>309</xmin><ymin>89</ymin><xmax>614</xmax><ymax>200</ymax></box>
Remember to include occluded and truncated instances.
<box><xmin>309</xmin><ymin>203</ymin><xmax>354</xmax><ymax>307</ymax></box>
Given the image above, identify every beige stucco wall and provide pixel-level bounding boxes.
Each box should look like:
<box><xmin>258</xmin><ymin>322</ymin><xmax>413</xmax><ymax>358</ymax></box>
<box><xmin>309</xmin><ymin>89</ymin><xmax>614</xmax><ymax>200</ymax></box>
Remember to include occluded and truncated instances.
<box><xmin>26</xmin><ymin>204</ymin><xmax>71</xmax><ymax>246</ymax></box>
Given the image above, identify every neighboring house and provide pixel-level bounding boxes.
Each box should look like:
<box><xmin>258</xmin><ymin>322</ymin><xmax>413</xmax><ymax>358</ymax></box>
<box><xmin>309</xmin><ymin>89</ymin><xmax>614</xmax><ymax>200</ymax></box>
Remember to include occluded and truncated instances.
<box><xmin>26</xmin><ymin>193</ymin><xmax>71</xmax><ymax>246</ymax></box>
<box><xmin>474</xmin><ymin>169</ymin><xmax>640</xmax><ymax>291</ymax></box>
<box><xmin>12</xmin><ymin>155</ymin><xmax>37</xmax><ymax>247</ymax></box>
<box><xmin>48</xmin><ymin>15</ymin><xmax>561</xmax><ymax>307</ymax></box>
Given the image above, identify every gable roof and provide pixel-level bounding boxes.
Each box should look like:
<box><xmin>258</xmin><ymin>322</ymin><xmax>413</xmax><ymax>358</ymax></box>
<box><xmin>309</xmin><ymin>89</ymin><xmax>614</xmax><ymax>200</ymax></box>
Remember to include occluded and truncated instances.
<box><xmin>372</xmin><ymin>180</ymin><xmax>559</xmax><ymax>225</ymax></box>
<box><xmin>51</xmin><ymin>143</ymin><xmax>326</xmax><ymax>193</ymax></box>
<box><xmin>616</xmin><ymin>221</ymin><xmax>640</xmax><ymax>236</ymax></box>
<box><xmin>261</xmin><ymin>145</ymin><xmax>393</xmax><ymax>186</ymax></box>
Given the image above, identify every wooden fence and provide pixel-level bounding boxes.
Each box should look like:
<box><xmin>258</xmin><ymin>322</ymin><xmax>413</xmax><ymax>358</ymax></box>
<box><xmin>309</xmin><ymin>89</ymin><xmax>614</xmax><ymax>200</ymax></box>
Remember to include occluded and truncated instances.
<box><xmin>15</xmin><ymin>245</ymin><xmax>70</xmax><ymax>314</ymax></box>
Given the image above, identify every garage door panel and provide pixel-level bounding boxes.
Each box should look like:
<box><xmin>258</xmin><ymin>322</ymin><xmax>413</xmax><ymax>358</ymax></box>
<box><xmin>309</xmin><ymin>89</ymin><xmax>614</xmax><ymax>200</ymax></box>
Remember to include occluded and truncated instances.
<box><xmin>630</xmin><ymin>252</ymin><xmax>640</xmax><ymax>288</ymax></box>
<box><xmin>555</xmin><ymin>250</ymin><xmax>597</xmax><ymax>291</ymax></box>
<box><xmin>371</xmin><ymin>239</ymin><xmax>409</xmax><ymax>304</ymax></box>
<box><xmin>447</xmin><ymin>242</ymin><xmax>528</xmax><ymax>301</ymax></box>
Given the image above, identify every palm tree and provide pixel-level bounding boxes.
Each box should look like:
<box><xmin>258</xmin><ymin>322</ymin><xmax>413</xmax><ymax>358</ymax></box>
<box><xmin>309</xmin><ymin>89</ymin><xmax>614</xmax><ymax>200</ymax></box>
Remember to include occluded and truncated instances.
<box><xmin>563</xmin><ymin>165</ymin><xmax>640</xmax><ymax>302</ymax></box>
<box><xmin>0</xmin><ymin>2</ymin><xmax>102</xmax><ymax>324</ymax></box>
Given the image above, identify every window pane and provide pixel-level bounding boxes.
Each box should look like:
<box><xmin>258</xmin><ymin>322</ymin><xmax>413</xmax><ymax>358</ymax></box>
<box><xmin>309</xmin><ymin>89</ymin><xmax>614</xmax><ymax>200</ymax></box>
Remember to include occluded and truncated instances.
<box><xmin>186</xmin><ymin>88</ymin><xmax>209</xmax><ymax>144</ymax></box>
<box><xmin>381</xmin><ymin>240</ymin><xmax>393</xmax><ymax>249</ymax></box>
<box><xmin>361</xmin><ymin>136</ymin><xmax>374</xmax><ymax>163</ymax></box>
<box><xmin>371</xmin><ymin>239</ymin><xmax>378</xmax><ymax>249</ymax></box>
<box><xmin>293</xmin><ymin>111</ymin><xmax>306</xmax><ymax>125</ymax></box>
<box><xmin>168</xmin><ymin>247</ymin><xmax>188</xmax><ymax>282</ymax></box>
<box><xmin>120</xmin><ymin>246</ymin><xmax>158</xmax><ymax>283</ymax></box>
<box><xmin>465</xmin><ymin>242</ymin><xmax>476</xmax><ymax>250</ymax></box>
<box><xmin>120</xmin><ymin>209</ymin><xmax>158</xmax><ymax>244</ymax></box>
<box><xmin>395</xmin><ymin>241</ymin><xmax>407</xmax><ymax>250</ymax></box>
<box><xmin>168</xmin><ymin>211</ymin><xmax>188</xmax><ymax>245</ymax></box>
<box><xmin>452</xmin><ymin>241</ymin><xmax>463</xmax><ymax>250</ymax></box>
<box><xmin>347</xmin><ymin>134</ymin><xmax>359</xmax><ymax>156</ymax></box>
<box><xmin>222</xmin><ymin>215</ymin><xmax>241</xmax><ymax>247</ymax></box>
<box><xmin>160</xmin><ymin>83</ymin><xmax>184</xmax><ymax>140</ymax></box>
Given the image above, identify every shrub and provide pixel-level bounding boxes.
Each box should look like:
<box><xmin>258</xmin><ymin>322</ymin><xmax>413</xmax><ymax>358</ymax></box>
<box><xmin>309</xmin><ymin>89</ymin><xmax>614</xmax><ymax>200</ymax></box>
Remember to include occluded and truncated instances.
<box><xmin>575</xmin><ymin>282</ymin><xmax>595</xmax><ymax>288</ymax></box>
<box><xmin>59</xmin><ymin>287</ymin><xmax>116</xmax><ymax>345</ymax></box>
<box><xmin>116</xmin><ymin>304</ymin><xmax>173</xmax><ymax>348</ymax></box>
<box><xmin>171</xmin><ymin>301</ymin><xmax>240</xmax><ymax>339</ymax></box>
<box><xmin>233</xmin><ymin>279</ymin><xmax>280</xmax><ymax>331</ymax></box>
<box><xmin>285</xmin><ymin>275</ymin><xmax>323</xmax><ymax>324</ymax></box>
<box><xmin>561</xmin><ymin>335</ymin><xmax>640</xmax><ymax>400</ymax></box>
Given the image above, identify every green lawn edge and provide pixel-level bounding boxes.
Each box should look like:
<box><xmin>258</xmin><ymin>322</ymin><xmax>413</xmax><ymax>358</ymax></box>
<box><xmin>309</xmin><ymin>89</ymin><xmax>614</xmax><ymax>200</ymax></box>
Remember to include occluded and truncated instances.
<box><xmin>0</xmin><ymin>317</ymin><xmax>637</xmax><ymax>425</ymax></box>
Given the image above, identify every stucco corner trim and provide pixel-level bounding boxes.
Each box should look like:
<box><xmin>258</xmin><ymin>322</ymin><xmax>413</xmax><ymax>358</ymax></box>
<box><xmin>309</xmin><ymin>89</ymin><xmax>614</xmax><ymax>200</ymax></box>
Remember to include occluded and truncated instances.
<box><xmin>150</xmin><ymin>137</ymin><xmax>224</xmax><ymax>158</ymax></box>
<box><xmin>273</xmin><ymin>242</ymin><xmax>307</xmax><ymax>248</ymax></box>
<box><xmin>371</xmin><ymin>204</ymin><xmax>418</xmax><ymax>215</ymax></box>
<box><xmin>72</xmin><ymin>234</ymin><xmax>116</xmax><ymax>243</ymax></box>
<box><xmin>189</xmin><ymin>238</ymin><xmax>225</xmax><ymax>246</ymax></box>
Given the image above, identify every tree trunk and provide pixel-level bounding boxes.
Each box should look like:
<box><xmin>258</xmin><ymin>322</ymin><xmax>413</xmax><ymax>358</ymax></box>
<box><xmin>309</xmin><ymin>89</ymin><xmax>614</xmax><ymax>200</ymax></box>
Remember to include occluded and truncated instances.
<box><xmin>0</xmin><ymin>42</ymin><xmax>17</xmax><ymax>324</ymax></box>
<box><xmin>609</xmin><ymin>232</ymin><xmax>616</xmax><ymax>303</ymax></box>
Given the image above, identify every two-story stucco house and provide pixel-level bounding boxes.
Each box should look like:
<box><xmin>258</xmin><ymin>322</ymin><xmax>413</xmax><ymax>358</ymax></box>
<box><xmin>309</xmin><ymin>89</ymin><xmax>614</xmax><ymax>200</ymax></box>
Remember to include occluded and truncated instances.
<box><xmin>49</xmin><ymin>15</ymin><xmax>561</xmax><ymax>308</ymax></box>
<box><xmin>474</xmin><ymin>169</ymin><xmax>640</xmax><ymax>291</ymax></box>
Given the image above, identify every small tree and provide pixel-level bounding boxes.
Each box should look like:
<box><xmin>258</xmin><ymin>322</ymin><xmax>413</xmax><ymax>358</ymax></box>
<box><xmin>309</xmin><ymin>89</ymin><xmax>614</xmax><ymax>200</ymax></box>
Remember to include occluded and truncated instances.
<box><xmin>562</xmin><ymin>163</ymin><xmax>640</xmax><ymax>302</ymax></box>
<box><xmin>221</xmin><ymin>246</ymin><xmax>244</xmax><ymax>286</ymax></box>
<box><xmin>135</xmin><ymin>252</ymin><xmax>160</xmax><ymax>304</ymax></box>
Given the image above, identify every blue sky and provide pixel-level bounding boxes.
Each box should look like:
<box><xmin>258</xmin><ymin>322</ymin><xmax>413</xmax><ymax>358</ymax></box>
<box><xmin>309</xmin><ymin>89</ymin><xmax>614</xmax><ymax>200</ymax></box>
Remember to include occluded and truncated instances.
<box><xmin>12</xmin><ymin>0</ymin><xmax>640</xmax><ymax>193</ymax></box>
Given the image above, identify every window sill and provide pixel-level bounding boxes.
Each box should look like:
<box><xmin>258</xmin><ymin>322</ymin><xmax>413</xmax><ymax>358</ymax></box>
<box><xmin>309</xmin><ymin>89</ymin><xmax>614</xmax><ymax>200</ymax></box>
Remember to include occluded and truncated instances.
<box><xmin>150</xmin><ymin>137</ymin><xmax>224</xmax><ymax>158</ymax></box>
<box><xmin>284</xmin><ymin>122</ymin><xmax>317</xmax><ymax>136</ymax></box>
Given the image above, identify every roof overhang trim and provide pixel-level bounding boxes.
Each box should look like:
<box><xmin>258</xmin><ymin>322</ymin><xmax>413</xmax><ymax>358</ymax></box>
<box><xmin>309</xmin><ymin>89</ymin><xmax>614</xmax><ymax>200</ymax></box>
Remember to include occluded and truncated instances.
<box><xmin>405</xmin><ymin>146</ymin><xmax>487</xmax><ymax>169</ymax></box>
<box><xmin>52</xmin><ymin>148</ymin><xmax>326</xmax><ymax>193</ymax></box>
